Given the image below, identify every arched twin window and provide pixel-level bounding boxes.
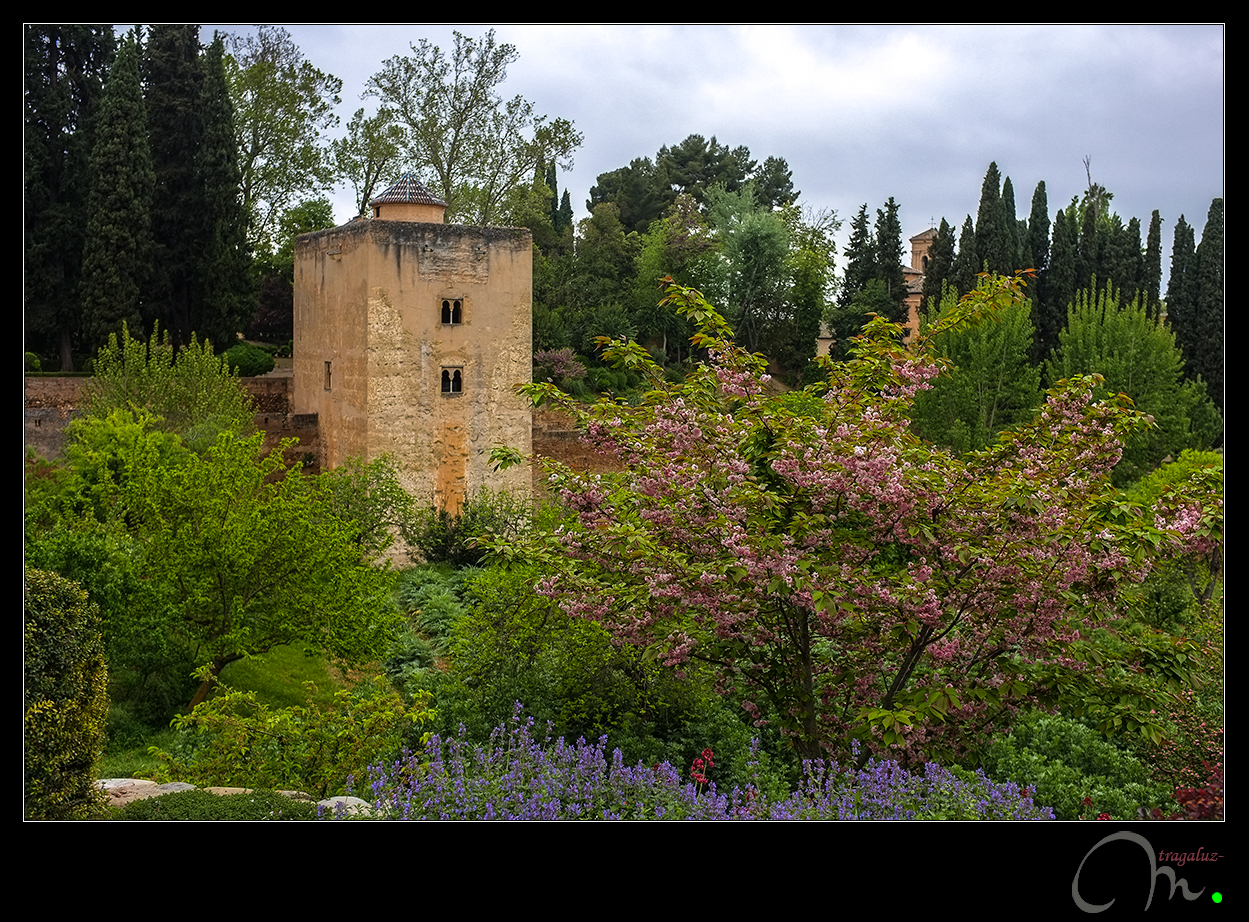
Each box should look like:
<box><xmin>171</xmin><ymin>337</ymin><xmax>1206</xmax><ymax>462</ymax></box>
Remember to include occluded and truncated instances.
<box><xmin>441</xmin><ymin>368</ymin><xmax>463</xmax><ymax>394</ymax></box>
<box><xmin>441</xmin><ymin>298</ymin><xmax>463</xmax><ymax>325</ymax></box>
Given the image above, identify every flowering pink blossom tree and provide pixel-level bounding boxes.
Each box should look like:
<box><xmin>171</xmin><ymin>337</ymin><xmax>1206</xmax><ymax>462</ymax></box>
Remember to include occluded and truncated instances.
<box><xmin>489</xmin><ymin>274</ymin><xmax>1220</xmax><ymax>765</ymax></box>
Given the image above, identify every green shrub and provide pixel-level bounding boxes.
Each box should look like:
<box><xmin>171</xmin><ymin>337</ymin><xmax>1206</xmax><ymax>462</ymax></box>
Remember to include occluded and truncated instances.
<box><xmin>975</xmin><ymin>711</ymin><xmax>1176</xmax><ymax>820</ymax></box>
<box><xmin>223</xmin><ymin>342</ymin><xmax>275</xmax><ymax>377</ymax></box>
<box><xmin>24</xmin><ymin>568</ymin><xmax>109</xmax><ymax>819</ymax></box>
<box><xmin>153</xmin><ymin>679</ymin><xmax>433</xmax><ymax>799</ymax></box>
<box><xmin>410</xmin><ymin>488</ymin><xmax>529</xmax><ymax>566</ymax></box>
<box><xmin>110</xmin><ymin>788</ymin><xmax>317</xmax><ymax>820</ymax></box>
<box><xmin>25</xmin><ymin>352</ymin><xmax>42</xmax><ymax>372</ymax></box>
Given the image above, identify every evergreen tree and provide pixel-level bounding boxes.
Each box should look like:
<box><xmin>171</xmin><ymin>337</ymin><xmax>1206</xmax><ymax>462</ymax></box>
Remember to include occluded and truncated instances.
<box><xmin>194</xmin><ymin>33</ymin><xmax>254</xmax><ymax>349</ymax></box>
<box><xmin>1190</xmin><ymin>199</ymin><xmax>1224</xmax><ymax>410</ymax></box>
<box><xmin>838</xmin><ymin>204</ymin><xmax>875</xmax><ymax>308</ymax></box>
<box><xmin>145</xmin><ymin>24</ymin><xmax>204</xmax><ymax>344</ymax></box>
<box><xmin>974</xmin><ymin>162</ymin><xmax>1010</xmax><ymax>275</ymax></box>
<box><xmin>1077</xmin><ymin>196</ymin><xmax>1101</xmax><ymax>293</ymax></box>
<box><xmin>1000</xmin><ymin>175</ymin><xmax>1020</xmax><ymax>270</ymax></box>
<box><xmin>1037</xmin><ymin>208</ymin><xmax>1076</xmax><ymax>360</ymax></box>
<box><xmin>1026</xmin><ymin>181</ymin><xmax>1050</xmax><ymax>274</ymax></box>
<box><xmin>1143</xmin><ymin>210</ymin><xmax>1163</xmax><ymax>310</ymax></box>
<box><xmin>920</xmin><ymin>219</ymin><xmax>956</xmax><ymax>311</ymax></box>
<box><xmin>557</xmin><ymin>190</ymin><xmax>574</xmax><ymax>236</ymax></box>
<box><xmin>24</xmin><ymin>25</ymin><xmax>116</xmax><ymax>370</ymax></box>
<box><xmin>79</xmin><ymin>31</ymin><xmax>153</xmax><ymax>350</ymax></box>
<box><xmin>1165</xmin><ymin>215</ymin><xmax>1197</xmax><ymax>347</ymax></box>
<box><xmin>950</xmin><ymin>216</ymin><xmax>978</xmax><ymax>297</ymax></box>
<box><xmin>873</xmin><ymin>197</ymin><xmax>907</xmax><ymax>325</ymax></box>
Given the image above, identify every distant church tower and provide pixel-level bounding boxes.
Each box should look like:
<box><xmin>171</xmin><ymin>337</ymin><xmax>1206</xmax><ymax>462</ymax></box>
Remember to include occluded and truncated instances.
<box><xmin>293</xmin><ymin>174</ymin><xmax>533</xmax><ymax>515</ymax></box>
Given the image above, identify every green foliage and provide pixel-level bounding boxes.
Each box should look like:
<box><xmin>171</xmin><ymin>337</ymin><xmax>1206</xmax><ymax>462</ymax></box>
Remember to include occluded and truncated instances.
<box><xmin>911</xmin><ymin>281</ymin><xmax>1042</xmax><ymax>452</ymax></box>
<box><xmin>25</xmin><ymin>568</ymin><xmax>109</xmax><ymax>819</ymax></box>
<box><xmin>316</xmin><ymin>454</ymin><xmax>419</xmax><ymax>562</ymax></box>
<box><xmin>410</xmin><ymin>487</ymin><xmax>530</xmax><ymax>567</ymax></box>
<box><xmin>128</xmin><ymin>431</ymin><xmax>402</xmax><ymax>708</ymax></box>
<box><xmin>427</xmin><ymin>563</ymin><xmax>789</xmax><ymax>794</ymax></box>
<box><xmin>110</xmin><ymin>788</ymin><xmax>317</xmax><ymax>820</ymax></box>
<box><xmin>154</xmin><ymin>679</ymin><xmax>432</xmax><ymax>799</ymax></box>
<box><xmin>222</xmin><ymin>341</ymin><xmax>275</xmax><ymax>377</ymax></box>
<box><xmin>976</xmin><ymin>712</ymin><xmax>1176</xmax><ymax>820</ymax></box>
<box><xmin>332</xmin><ymin>107</ymin><xmax>405</xmax><ymax>217</ymax></box>
<box><xmin>225</xmin><ymin>25</ymin><xmax>342</xmax><ymax>252</ymax></box>
<box><xmin>26</xmin><ymin>352</ymin><xmax>42</xmax><ymax>372</ymax></box>
<box><xmin>83</xmin><ymin>322</ymin><xmax>255</xmax><ymax>443</ymax></box>
<box><xmin>1047</xmin><ymin>281</ymin><xmax>1221</xmax><ymax>484</ymax></box>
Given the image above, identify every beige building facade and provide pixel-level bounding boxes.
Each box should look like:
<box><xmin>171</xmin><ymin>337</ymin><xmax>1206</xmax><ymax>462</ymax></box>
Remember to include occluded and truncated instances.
<box><xmin>293</xmin><ymin>176</ymin><xmax>533</xmax><ymax>514</ymax></box>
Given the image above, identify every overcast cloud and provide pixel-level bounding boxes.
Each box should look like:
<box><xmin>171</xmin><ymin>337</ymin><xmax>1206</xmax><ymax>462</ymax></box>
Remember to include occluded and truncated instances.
<box><xmin>199</xmin><ymin>24</ymin><xmax>1224</xmax><ymax>261</ymax></box>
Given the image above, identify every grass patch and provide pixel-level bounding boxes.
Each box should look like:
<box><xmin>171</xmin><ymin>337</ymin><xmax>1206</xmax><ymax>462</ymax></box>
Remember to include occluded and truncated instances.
<box><xmin>218</xmin><ymin>645</ymin><xmax>347</xmax><ymax>709</ymax></box>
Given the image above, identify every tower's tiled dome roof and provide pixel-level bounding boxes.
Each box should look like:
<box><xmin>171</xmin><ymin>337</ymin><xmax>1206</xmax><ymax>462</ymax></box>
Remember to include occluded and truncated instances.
<box><xmin>369</xmin><ymin>174</ymin><xmax>447</xmax><ymax>207</ymax></box>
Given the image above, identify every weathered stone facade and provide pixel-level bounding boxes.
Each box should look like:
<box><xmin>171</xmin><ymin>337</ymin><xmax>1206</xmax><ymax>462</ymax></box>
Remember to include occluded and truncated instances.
<box><xmin>292</xmin><ymin>206</ymin><xmax>533</xmax><ymax>514</ymax></box>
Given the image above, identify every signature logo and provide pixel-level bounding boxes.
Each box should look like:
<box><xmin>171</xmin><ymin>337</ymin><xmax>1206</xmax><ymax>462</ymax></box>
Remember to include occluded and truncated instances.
<box><xmin>1072</xmin><ymin>831</ymin><xmax>1206</xmax><ymax>913</ymax></box>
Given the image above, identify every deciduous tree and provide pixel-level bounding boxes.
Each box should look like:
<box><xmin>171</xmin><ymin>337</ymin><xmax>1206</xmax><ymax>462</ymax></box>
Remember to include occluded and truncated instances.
<box><xmin>366</xmin><ymin>29</ymin><xmax>582</xmax><ymax>225</ymax></box>
<box><xmin>489</xmin><ymin>276</ymin><xmax>1218</xmax><ymax>765</ymax></box>
<box><xmin>225</xmin><ymin>25</ymin><xmax>342</xmax><ymax>251</ymax></box>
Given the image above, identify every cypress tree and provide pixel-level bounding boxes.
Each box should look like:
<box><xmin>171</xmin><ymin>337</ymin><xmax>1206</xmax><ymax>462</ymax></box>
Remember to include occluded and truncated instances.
<box><xmin>1143</xmin><ymin>210</ymin><xmax>1163</xmax><ymax>311</ymax></box>
<box><xmin>874</xmin><ymin>197</ymin><xmax>906</xmax><ymax>324</ymax></box>
<box><xmin>1191</xmin><ymin>198</ymin><xmax>1224</xmax><ymax>409</ymax></box>
<box><xmin>838</xmin><ymin>204</ymin><xmax>874</xmax><ymax>308</ymax></box>
<box><xmin>950</xmin><ymin>216</ymin><xmax>978</xmax><ymax>297</ymax></box>
<box><xmin>1026</xmin><ymin>181</ymin><xmax>1050</xmax><ymax>274</ymax></box>
<box><xmin>24</xmin><ymin>25</ymin><xmax>116</xmax><ymax>369</ymax></box>
<box><xmin>1000</xmin><ymin>175</ymin><xmax>1020</xmax><ymax>270</ymax></box>
<box><xmin>1077</xmin><ymin>197</ymin><xmax>1101</xmax><ymax>293</ymax></box>
<box><xmin>974</xmin><ymin>162</ymin><xmax>1010</xmax><ymax>275</ymax></box>
<box><xmin>1037</xmin><ymin>208</ymin><xmax>1076</xmax><ymax>360</ymax></box>
<box><xmin>1165</xmin><ymin>215</ymin><xmax>1197</xmax><ymax>342</ymax></box>
<box><xmin>79</xmin><ymin>31</ymin><xmax>154</xmax><ymax>350</ymax></box>
<box><xmin>193</xmin><ymin>33</ymin><xmax>254</xmax><ymax>349</ymax></box>
<box><xmin>557</xmin><ymin>190</ymin><xmax>574</xmax><ymax>235</ymax></box>
<box><xmin>145</xmin><ymin>24</ymin><xmax>204</xmax><ymax>344</ymax></box>
<box><xmin>920</xmin><ymin>218</ymin><xmax>955</xmax><ymax>311</ymax></box>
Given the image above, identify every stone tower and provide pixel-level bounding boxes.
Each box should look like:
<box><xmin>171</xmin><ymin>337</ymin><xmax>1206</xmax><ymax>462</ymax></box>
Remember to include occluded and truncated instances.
<box><xmin>293</xmin><ymin>174</ymin><xmax>532</xmax><ymax>514</ymax></box>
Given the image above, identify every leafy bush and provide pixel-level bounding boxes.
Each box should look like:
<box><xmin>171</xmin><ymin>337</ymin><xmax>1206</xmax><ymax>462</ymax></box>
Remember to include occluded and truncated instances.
<box><xmin>24</xmin><ymin>568</ymin><xmax>109</xmax><ymax>819</ymax></box>
<box><xmin>26</xmin><ymin>351</ymin><xmax>42</xmax><ymax>372</ymax></box>
<box><xmin>975</xmin><ymin>712</ymin><xmax>1176</xmax><ymax>820</ymax></box>
<box><xmin>223</xmin><ymin>342</ymin><xmax>275</xmax><ymax>377</ymax></box>
<box><xmin>83</xmin><ymin>322</ymin><xmax>255</xmax><ymax>441</ymax></box>
<box><xmin>410</xmin><ymin>487</ymin><xmax>529</xmax><ymax>566</ymax></box>
<box><xmin>110</xmin><ymin>788</ymin><xmax>317</xmax><ymax>821</ymax></box>
<box><xmin>154</xmin><ymin>680</ymin><xmax>433</xmax><ymax>799</ymax></box>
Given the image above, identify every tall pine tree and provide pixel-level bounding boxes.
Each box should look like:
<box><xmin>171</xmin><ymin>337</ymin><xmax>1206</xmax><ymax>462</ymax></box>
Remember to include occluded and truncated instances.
<box><xmin>193</xmin><ymin>33</ymin><xmax>254</xmax><ymax>348</ymax></box>
<box><xmin>79</xmin><ymin>31</ymin><xmax>154</xmax><ymax>349</ymax></box>
<box><xmin>838</xmin><ymin>204</ymin><xmax>874</xmax><ymax>308</ymax></box>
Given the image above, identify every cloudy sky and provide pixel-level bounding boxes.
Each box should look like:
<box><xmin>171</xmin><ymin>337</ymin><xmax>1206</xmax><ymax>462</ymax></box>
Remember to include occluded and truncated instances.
<box><xmin>202</xmin><ymin>23</ymin><xmax>1224</xmax><ymax>261</ymax></box>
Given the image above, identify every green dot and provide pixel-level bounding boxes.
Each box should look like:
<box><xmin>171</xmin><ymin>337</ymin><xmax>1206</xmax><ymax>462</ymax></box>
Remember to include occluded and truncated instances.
<box><xmin>1212</xmin><ymin>892</ymin><xmax>1222</xmax><ymax>904</ymax></box>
